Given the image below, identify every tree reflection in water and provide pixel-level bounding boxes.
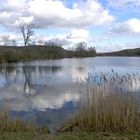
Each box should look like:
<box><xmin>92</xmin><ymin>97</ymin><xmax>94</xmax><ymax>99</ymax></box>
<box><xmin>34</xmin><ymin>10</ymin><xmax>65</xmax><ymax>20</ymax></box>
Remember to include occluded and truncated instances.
<box><xmin>22</xmin><ymin>65</ymin><xmax>62</xmax><ymax>97</ymax></box>
<box><xmin>23</xmin><ymin>66</ymin><xmax>36</xmax><ymax>97</ymax></box>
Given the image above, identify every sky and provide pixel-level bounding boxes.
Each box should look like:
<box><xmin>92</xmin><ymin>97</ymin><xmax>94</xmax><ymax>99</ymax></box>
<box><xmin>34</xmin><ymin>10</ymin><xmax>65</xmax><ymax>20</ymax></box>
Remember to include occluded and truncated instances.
<box><xmin>0</xmin><ymin>0</ymin><xmax>140</xmax><ymax>52</ymax></box>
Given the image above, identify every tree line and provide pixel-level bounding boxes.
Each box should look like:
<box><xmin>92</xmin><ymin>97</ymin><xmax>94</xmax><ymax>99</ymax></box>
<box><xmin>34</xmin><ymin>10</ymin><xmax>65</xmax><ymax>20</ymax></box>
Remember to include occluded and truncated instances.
<box><xmin>0</xmin><ymin>22</ymin><xmax>96</xmax><ymax>63</ymax></box>
<box><xmin>0</xmin><ymin>44</ymin><xmax>96</xmax><ymax>63</ymax></box>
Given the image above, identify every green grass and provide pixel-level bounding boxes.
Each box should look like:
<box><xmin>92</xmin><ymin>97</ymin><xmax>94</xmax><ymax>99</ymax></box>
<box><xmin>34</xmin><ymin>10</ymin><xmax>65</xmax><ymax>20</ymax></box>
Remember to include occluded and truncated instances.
<box><xmin>0</xmin><ymin>132</ymin><xmax>139</xmax><ymax>140</ymax></box>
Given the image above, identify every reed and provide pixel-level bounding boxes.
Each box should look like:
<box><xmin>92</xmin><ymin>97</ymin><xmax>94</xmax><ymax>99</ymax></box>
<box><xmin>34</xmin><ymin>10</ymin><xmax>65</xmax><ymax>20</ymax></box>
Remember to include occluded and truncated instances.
<box><xmin>0</xmin><ymin>107</ymin><xmax>48</xmax><ymax>133</ymax></box>
<box><xmin>0</xmin><ymin>110</ymin><xmax>38</xmax><ymax>133</ymax></box>
<box><xmin>59</xmin><ymin>71</ymin><xmax>140</xmax><ymax>134</ymax></box>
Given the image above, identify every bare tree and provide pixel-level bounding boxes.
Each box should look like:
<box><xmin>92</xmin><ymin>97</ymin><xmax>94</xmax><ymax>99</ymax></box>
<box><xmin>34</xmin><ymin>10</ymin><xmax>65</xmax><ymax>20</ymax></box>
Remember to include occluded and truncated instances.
<box><xmin>1</xmin><ymin>35</ymin><xmax>10</xmax><ymax>46</ymax></box>
<box><xmin>19</xmin><ymin>23</ymin><xmax>36</xmax><ymax>46</ymax></box>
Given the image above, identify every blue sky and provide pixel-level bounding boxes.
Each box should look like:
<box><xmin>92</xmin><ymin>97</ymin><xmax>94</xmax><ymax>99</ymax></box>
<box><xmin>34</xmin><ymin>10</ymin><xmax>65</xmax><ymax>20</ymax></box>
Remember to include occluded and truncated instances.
<box><xmin>0</xmin><ymin>0</ymin><xmax>140</xmax><ymax>52</ymax></box>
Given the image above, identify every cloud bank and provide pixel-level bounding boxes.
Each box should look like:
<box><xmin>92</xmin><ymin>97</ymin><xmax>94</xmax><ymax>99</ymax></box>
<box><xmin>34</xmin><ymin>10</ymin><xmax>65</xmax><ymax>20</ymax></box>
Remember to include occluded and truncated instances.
<box><xmin>0</xmin><ymin>0</ymin><xmax>114</xmax><ymax>28</ymax></box>
<box><xmin>0</xmin><ymin>0</ymin><xmax>140</xmax><ymax>52</ymax></box>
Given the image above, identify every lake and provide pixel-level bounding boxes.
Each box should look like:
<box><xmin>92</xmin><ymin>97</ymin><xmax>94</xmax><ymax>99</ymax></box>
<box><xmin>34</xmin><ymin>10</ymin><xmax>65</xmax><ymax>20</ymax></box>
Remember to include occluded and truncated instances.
<box><xmin>0</xmin><ymin>57</ymin><xmax>140</xmax><ymax>132</ymax></box>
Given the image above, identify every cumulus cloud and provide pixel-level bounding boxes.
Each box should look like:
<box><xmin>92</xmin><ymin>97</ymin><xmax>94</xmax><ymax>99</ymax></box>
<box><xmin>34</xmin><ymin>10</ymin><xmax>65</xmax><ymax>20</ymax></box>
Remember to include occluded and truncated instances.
<box><xmin>67</xmin><ymin>29</ymin><xmax>90</xmax><ymax>39</ymax></box>
<box><xmin>0</xmin><ymin>0</ymin><xmax>114</xmax><ymax>29</ymax></box>
<box><xmin>126</xmin><ymin>18</ymin><xmax>140</xmax><ymax>33</ymax></box>
<box><xmin>108</xmin><ymin>0</ymin><xmax>140</xmax><ymax>8</ymax></box>
<box><xmin>1</xmin><ymin>0</ymin><xmax>26</xmax><ymax>11</ymax></box>
<box><xmin>0</xmin><ymin>32</ymin><xmax>21</xmax><ymax>46</ymax></box>
<box><xmin>109</xmin><ymin>18</ymin><xmax>140</xmax><ymax>34</ymax></box>
<box><xmin>34</xmin><ymin>29</ymin><xmax>91</xmax><ymax>49</ymax></box>
<box><xmin>0</xmin><ymin>0</ymin><xmax>27</xmax><ymax>28</ymax></box>
<box><xmin>66</xmin><ymin>29</ymin><xmax>91</xmax><ymax>45</ymax></box>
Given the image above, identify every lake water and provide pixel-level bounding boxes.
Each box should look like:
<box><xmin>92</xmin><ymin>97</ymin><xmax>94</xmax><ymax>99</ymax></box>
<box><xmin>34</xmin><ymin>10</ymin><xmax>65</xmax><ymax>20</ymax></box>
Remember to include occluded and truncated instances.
<box><xmin>0</xmin><ymin>57</ymin><xmax>140</xmax><ymax>132</ymax></box>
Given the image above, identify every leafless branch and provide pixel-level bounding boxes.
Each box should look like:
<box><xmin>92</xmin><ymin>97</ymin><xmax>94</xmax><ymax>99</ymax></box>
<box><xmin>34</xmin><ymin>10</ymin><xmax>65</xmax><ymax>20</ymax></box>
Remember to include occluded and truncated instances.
<box><xmin>19</xmin><ymin>23</ymin><xmax>36</xmax><ymax>46</ymax></box>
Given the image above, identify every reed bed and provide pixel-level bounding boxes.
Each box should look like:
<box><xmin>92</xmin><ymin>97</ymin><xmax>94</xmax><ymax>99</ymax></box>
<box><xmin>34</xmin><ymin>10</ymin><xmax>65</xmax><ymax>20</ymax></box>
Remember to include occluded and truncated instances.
<box><xmin>0</xmin><ymin>111</ymin><xmax>37</xmax><ymax>132</ymax></box>
<box><xmin>59</xmin><ymin>71</ymin><xmax>140</xmax><ymax>134</ymax></box>
<box><xmin>0</xmin><ymin>109</ymin><xmax>48</xmax><ymax>133</ymax></box>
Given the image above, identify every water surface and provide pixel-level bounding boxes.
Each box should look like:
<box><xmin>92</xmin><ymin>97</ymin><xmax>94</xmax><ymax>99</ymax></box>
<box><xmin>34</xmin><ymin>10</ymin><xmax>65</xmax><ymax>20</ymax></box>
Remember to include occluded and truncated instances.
<box><xmin>0</xmin><ymin>57</ymin><xmax>140</xmax><ymax>132</ymax></box>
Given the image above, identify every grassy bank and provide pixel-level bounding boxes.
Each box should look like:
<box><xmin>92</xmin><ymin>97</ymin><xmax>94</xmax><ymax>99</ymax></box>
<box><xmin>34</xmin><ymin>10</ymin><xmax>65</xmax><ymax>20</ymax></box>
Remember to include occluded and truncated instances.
<box><xmin>0</xmin><ymin>110</ymin><xmax>139</xmax><ymax>139</ymax></box>
<box><xmin>59</xmin><ymin>72</ymin><xmax>140</xmax><ymax>134</ymax></box>
<box><xmin>0</xmin><ymin>132</ymin><xmax>139</xmax><ymax>140</ymax></box>
<box><xmin>0</xmin><ymin>45</ymin><xmax>96</xmax><ymax>63</ymax></box>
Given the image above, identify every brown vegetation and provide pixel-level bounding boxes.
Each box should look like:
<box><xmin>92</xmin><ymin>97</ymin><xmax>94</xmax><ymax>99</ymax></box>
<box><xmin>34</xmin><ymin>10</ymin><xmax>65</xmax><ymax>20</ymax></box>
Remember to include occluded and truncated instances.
<box><xmin>59</xmin><ymin>72</ymin><xmax>140</xmax><ymax>134</ymax></box>
<box><xmin>0</xmin><ymin>109</ymin><xmax>49</xmax><ymax>133</ymax></box>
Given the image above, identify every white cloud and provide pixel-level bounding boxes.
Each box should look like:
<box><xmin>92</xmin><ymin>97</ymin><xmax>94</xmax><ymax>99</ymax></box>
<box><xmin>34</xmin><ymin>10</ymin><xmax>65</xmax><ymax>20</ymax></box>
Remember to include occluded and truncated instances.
<box><xmin>67</xmin><ymin>29</ymin><xmax>90</xmax><ymax>39</ymax></box>
<box><xmin>34</xmin><ymin>29</ymin><xmax>91</xmax><ymax>49</ymax></box>
<box><xmin>109</xmin><ymin>18</ymin><xmax>140</xmax><ymax>34</ymax></box>
<box><xmin>126</xmin><ymin>18</ymin><xmax>140</xmax><ymax>33</ymax></box>
<box><xmin>108</xmin><ymin>0</ymin><xmax>140</xmax><ymax>8</ymax></box>
<box><xmin>0</xmin><ymin>0</ymin><xmax>27</xmax><ymax>27</ymax></box>
<box><xmin>0</xmin><ymin>0</ymin><xmax>115</xmax><ymax>49</ymax></box>
<box><xmin>0</xmin><ymin>0</ymin><xmax>114</xmax><ymax>29</ymax></box>
<box><xmin>29</xmin><ymin>0</ymin><xmax>114</xmax><ymax>28</ymax></box>
<box><xmin>66</xmin><ymin>29</ymin><xmax>91</xmax><ymax>45</ymax></box>
<box><xmin>96</xmin><ymin>43</ymin><xmax>140</xmax><ymax>52</ymax></box>
<box><xmin>15</xmin><ymin>16</ymin><xmax>34</xmax><ymax>25</ymax></box>
<box><xmin>0</xmin><ymin>11</ymin><xmax>15</xmax><ymax>27</ymax></box>
<box><xmin>0</xmin><ymin>32</ymin><xmax>21</xmax><ymax>45</ymax></box>
<box><xmin>0</xmin><ymin>0</ymin><xmax>26</xmax><ymax>11</ymax></box>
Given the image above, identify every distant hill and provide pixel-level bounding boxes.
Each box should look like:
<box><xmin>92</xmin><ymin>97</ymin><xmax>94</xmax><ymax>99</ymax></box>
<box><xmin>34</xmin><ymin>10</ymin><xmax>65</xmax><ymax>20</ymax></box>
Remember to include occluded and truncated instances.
<box><xmin>98</xmin><ymin>48</ymin><xmax>140</xmax><ymax>56</ymax></box>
